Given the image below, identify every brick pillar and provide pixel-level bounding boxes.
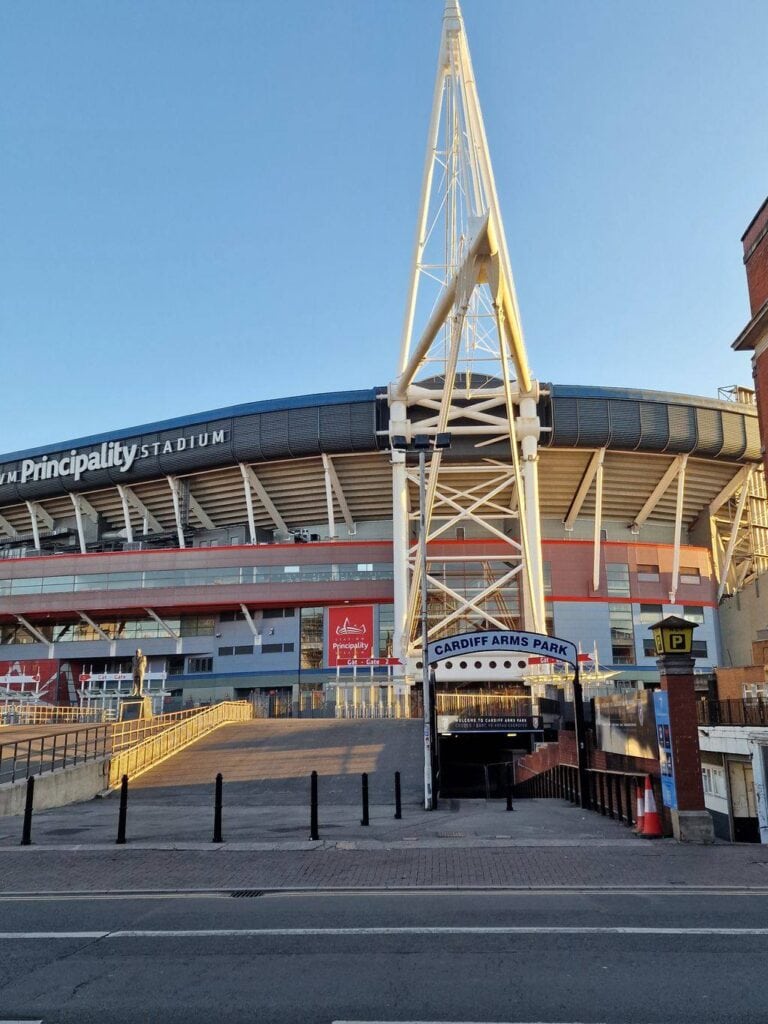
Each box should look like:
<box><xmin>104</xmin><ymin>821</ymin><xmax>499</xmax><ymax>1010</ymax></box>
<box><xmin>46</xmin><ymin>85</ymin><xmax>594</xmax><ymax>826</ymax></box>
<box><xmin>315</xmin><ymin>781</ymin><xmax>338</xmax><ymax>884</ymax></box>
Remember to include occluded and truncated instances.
<box><xmin>751</xmin><ymin>349</ymin><xmax>768</xmax><ymax>481</ymax></box>
<box><xmin>741</xmin><ymin>199</ymin><xmax>768</xmax><ymax>478</ymax></box>
<box><xmin>657</xmin><ymin>654</ymin><xmax>714</xmax><ymax>843</ymax></box>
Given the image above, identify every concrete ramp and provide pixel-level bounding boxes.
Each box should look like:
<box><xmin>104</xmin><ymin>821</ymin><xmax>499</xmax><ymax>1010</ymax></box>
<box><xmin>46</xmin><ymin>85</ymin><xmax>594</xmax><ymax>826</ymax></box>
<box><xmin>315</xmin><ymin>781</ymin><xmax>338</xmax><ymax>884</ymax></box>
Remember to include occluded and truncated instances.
<box><xmin>130</xmin><ymin>719</ymin><xmax>423</xmax><ymax>806</ymax></box>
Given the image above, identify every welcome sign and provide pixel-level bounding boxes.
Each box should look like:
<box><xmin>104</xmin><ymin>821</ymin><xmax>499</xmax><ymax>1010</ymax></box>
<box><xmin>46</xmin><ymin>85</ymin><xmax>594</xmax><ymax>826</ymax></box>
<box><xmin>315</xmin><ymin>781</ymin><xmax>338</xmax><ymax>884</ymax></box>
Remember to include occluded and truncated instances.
<box><xmin>426</xmin><ymin>629</ymin><xmax>578</xmax><ymax>668</ymax></box>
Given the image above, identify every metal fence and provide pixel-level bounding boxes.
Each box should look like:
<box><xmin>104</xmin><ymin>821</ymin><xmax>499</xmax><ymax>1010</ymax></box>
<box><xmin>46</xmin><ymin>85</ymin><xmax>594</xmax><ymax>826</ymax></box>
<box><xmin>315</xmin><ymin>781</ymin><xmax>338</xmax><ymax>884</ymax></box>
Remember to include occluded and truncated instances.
<box><xmin>108</xmin><ymin>700</ymin><xmax>253</xmax><ymax>787</ymax></box>
<box><xmin>0</xmin><ymin>704</ymin><xmax>108</xmax><ymax>727</ymax></box>
<box><xmin>514</xmin><ymin>763</ymin><xmax>650</xmax><ymax>829</ymax></box>
<box><xmin>0</xmin><ymin>725</ymin><xmax>110</xmax><ymax>784</ymax></box>
<box><xmin>697</xmin><ymin>698</ymin><xmax>768</xmax><ymax>727</ymax></box>
<box><xmin>111</xmin><ymin>706</ymin><xmax>210</xmax><ymax>751</ymax></box>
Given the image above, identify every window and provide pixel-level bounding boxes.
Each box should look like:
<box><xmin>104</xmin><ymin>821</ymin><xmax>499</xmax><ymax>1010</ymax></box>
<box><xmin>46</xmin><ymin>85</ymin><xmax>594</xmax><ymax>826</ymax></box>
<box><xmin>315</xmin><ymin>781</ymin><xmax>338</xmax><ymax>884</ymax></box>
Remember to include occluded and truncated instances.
<box><xmin>219</xmin><ymin>645</ymin><xmax>255</xmax><ymax>657</ymax></box>
<box><xmin>637</xmin><ymin>563</ymin><xmax>660</xmax><ymax>582</ymax></box>
<box><xmin>378</xmin><ymin>604</ymin><xmax>394</xmax><ymax>659</ymax></box>
<box><xmin>680</xmin><ymin>566</ymin><xmax>701</xmax><ymax>585</ymax></box>
<box><xmin>179</xmin><ymin>615</ymin><xmax>215</xmax><ymax>637</ymax></box>
<box><xmin>357</xmin><ymin>563</ymin><xmax>373</xmax><ymax>572</ymax></box>
<box><xmin>187</xmin><ymin>657</ymin><xmax>212</xmax><ymax>674</ymax></box>
<box><xmin>606</xmin><ymin>563</ymin><xmax>630</xmax><ymax>597</ymax></box>
<box><xmin>639</xmin><ymin>604</ymin><xmax>663</xmax><ymax>624</ymax></box>
<box><xmin>263</xmin><ymin>607</ymin><xmax>295</xmax><ymax>619</ymax></box>
<box><xmin>609</xmin><ymin>604</ymin><xmax>635</xmax><ymax>664</ymax></box>
<box><xmin>543</xmin><ymin>562</ymin><xmax>552</xmax><ymax>596</ymax></box>
<box><xmin>0</xmin><ymin>623</ymin><xmax>38</xmax><ymax>645</ymax></box>
<box><xmin>261</xmin><ymin>642</ymin><xmax>295</xmax><ymax>654</ymax></box>
<box><xmin>702</xmin><ymin>766</ymin><xmax>727</xmax><ymax>799</ymax></box>
<box><xmin>218</xmin><ymin>646</ymin><xmax>234</xmax><ymax>657</ymax></box>
<box><xmin>691</xmin><ymin>641</ymin><xmax>708</xmax><ymax>658</ymax></box>
<box><xmin>683</xmin><ymin>606</ymin><xmax>705</xmax><ymax>624</ymax></box>
<box><xmin>642</xmin><ymin>639</ymin><xmax>657</xmax><ymax>657</ymax></box>
<box><xmin>301</xmin><ymin>607</ymin><xmax>324</xmax><ymax>669</ymax></box>
<box><xmin>219</xmin><ymin>610</ymin><xmax>245</xmax><ymax>623</ymax></box>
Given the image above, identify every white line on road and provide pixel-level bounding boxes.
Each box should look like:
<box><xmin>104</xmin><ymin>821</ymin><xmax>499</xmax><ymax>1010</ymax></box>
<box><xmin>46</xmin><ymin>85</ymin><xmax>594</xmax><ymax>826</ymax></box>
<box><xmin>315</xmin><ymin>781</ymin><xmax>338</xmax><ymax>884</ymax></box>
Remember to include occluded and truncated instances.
<box><xmin>0</xmin><ymin>926</ymin><xmax>768</xmax><ymax>939</ymax></box>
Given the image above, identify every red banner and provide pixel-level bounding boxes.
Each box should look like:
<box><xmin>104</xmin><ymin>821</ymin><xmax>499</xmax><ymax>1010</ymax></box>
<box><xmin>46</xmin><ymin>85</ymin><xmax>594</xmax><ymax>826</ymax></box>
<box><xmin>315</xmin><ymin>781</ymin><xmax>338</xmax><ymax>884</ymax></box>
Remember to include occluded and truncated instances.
<box><xmin>327</xmin><ymin>605</ymin><xmax>375</xmax><ymax>667</ymax></box>
<box><xmin>0</xmin><ymin>659</ymin><xmax>60</xmax><ymax>702</ymax></box>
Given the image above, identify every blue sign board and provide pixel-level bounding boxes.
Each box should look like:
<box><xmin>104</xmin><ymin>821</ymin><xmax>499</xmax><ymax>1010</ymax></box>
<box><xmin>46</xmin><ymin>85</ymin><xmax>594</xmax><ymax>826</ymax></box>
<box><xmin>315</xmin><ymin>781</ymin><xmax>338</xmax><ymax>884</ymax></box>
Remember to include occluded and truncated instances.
<box><xmin>652</xmin><ymin>690</ymin><xmax>677</xmax><ymax>810</ymax></box>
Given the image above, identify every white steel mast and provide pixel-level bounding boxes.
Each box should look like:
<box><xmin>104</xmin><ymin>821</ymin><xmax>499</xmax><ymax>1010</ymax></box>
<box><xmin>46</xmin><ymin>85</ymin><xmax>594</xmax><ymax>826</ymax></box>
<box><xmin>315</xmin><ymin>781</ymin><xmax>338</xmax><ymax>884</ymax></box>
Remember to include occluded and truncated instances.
<box><xmin>389</xmin><ymin>0</ymin><xmax>545</xmax><ymax>681</ymax></box>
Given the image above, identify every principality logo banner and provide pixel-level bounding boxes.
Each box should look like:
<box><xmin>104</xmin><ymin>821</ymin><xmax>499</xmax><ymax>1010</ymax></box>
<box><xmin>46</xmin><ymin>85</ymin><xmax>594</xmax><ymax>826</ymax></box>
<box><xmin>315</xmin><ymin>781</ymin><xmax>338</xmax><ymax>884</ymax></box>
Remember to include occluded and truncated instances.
<box><xmin>327</xmin><ymin>605</ymin><xmax>375</xmax><ymax>667</ymax></box>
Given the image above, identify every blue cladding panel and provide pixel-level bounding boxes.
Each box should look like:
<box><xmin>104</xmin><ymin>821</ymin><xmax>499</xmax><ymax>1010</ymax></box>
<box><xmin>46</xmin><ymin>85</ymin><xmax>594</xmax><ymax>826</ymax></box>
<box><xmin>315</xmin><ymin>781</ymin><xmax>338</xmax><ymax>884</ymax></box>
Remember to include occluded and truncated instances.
<box><xmin>665</xmin><ymin>405</ymin><xmax>697</xmax><ymax>453</ymax></box>
<box><xmin>695</xmin><ymin>409</ymin><xmax>725</xmax><ymax>457</ymax></box>
<box><xmin>637</xmin><ymin>403</ymin><xmax>670</xmax><ymax>452</ymax></box>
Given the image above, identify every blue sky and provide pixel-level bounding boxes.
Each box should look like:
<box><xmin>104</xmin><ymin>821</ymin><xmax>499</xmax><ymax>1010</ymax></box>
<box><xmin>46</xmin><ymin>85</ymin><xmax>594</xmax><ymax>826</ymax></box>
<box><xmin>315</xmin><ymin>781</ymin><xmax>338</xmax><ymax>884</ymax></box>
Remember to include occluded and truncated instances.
<box><xmin>1</xmin><ymin>0</ymin><xmax>766</xmax><ymax>452</ymax></box>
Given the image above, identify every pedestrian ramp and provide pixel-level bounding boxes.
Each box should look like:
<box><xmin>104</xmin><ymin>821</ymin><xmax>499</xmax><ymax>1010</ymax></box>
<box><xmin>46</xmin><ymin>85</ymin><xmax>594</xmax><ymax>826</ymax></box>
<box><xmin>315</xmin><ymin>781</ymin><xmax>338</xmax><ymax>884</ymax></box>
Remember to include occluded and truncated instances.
<box><xmin>128</xmin><ymin>718</ymin><xmax>424</xmax><ymax>806</ymax></box>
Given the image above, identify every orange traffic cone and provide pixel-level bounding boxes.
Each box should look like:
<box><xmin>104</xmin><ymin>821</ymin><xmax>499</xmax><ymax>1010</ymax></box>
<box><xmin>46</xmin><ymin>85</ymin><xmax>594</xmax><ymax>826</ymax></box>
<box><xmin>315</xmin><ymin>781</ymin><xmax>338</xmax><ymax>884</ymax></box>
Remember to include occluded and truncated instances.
<box><xmin>634</xmin><ymin>780</ymin><xmax>645</xmax><ymax>834</ymax></box>
<box><xmin>642</xmin><ymin>776</ymin><xmax>663</xmax><ymax>838</ymax></box>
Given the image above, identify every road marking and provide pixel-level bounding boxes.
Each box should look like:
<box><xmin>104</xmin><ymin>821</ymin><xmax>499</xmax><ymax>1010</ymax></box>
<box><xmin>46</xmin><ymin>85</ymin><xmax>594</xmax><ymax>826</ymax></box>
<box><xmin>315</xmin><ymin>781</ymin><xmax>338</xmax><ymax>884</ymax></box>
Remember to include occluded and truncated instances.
<box><xmin>0</xmin><ymin>926</ymin><xmax>768</xmax><ymax>939</ymax></box>
<box><xmin>2</xmin><ymin>886</ymin><xmax>768</xmax><ymax>901</ymax></box>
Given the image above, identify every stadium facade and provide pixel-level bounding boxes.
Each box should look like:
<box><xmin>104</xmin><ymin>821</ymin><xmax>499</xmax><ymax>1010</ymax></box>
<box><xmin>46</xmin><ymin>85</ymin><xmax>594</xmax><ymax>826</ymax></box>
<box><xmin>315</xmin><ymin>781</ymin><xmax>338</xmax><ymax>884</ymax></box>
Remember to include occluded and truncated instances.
<box><xmin>0</xmin><ymin>381</ymin><xmax>763</xmax><ymax>710</ymax></box>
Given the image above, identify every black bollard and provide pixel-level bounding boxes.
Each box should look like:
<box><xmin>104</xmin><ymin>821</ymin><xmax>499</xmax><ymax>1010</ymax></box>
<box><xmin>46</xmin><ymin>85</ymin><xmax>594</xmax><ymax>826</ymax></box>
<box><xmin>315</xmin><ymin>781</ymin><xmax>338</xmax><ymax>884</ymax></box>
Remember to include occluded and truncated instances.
<box><xmin>212</xmin><ymin>773</ymin><xmax>224</xmax><ymax>843</ymax></box>
<box><xmin>20</xmin><ymin>776</ymin><xmax>35</xmax><ymax>846</ymax></box>
<box><xmin>360</xmin><ymin>772</ymin><xmax>369</xmax><ymax>826</ymax></box>
<box><xmin>116</xmin><ymin>774</ymin><xmax>128</xmax><ymax>845</ymax></box>
<box><xmin>394</xmin><ymin>771</ymin><xmax>402</xmax><ymax>820</ymax></box>
<box><xmin>310</xmin><ymin>770</ymin><xmax>319</xmax><ymax>841</ymax></box>
<box><xmin>505</xmin><ymin>763</ymin><xmax>514</xmax><ymax>812</ymax></box>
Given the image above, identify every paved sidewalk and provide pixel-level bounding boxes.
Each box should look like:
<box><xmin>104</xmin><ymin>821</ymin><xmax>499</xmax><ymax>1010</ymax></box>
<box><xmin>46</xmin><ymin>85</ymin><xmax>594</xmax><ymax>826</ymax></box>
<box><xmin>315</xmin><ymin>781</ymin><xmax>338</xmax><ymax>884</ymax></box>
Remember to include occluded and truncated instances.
<box><xmin>1</xmin><ymin>798</ymin><xmax>767</xmax><ymax>893</ymax></box>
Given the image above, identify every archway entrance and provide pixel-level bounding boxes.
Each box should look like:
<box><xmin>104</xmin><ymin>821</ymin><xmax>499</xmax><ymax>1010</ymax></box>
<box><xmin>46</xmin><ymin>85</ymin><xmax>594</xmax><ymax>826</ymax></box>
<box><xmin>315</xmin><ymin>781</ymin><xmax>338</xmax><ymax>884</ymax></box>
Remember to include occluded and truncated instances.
<box><xmin>426</xmin><ymin>629</ymin><xmax>589</xmax><ymax>805</ymax></box>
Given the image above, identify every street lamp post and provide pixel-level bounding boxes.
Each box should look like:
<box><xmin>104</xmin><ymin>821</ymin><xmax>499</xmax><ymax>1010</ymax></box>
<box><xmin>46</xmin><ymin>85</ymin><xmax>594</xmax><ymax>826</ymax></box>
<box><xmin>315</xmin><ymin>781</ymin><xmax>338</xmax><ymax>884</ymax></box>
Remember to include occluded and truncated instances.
<box><xmin>392</xmin><ymin>431</ymin><xmax>451</xmax><ymax>811</ymax></box>
<box><xmin>418</xmin><ymin>446</ymin><xmax>433</xmax><ymax>810</ymax></box>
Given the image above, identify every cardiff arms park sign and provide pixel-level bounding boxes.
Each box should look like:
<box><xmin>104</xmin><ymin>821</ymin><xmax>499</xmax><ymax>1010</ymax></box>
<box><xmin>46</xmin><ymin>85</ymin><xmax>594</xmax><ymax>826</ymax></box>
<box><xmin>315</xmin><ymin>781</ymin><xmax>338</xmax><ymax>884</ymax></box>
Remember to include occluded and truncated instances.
<box><xmin>426</xmin><ymin>629</ymin><xmax>578</xmax><ymax>669</ymax></box>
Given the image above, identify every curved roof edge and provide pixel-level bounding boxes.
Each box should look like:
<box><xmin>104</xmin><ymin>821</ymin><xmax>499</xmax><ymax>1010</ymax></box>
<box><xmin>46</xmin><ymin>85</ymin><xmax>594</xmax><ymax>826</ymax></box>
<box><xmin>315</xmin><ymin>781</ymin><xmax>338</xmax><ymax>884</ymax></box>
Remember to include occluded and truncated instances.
<box><xmin>548</xmin><ymin>383</ymin><xmax>757</xmax><ymax>415</ymax></box>
<box><xmin>0</xmin><ymin>388</ymin><xmax>384</xmax><ymax>464</ymax></box>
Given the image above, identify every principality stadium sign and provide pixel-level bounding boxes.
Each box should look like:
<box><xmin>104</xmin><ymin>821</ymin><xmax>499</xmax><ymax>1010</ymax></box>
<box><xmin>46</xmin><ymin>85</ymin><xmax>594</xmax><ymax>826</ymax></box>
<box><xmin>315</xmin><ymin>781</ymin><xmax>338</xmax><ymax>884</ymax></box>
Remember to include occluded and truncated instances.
<box><xmin>0</xmin><ymin>429</ymin><xmax>228</xmax><ymax>487</ymax></box>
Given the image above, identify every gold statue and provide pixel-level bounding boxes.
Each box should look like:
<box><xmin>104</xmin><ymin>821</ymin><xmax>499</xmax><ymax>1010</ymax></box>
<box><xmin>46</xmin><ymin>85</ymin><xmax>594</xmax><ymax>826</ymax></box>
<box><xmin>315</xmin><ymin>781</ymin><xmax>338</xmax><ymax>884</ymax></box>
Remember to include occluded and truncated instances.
<box><xmin>131</xmin><ymin>648</ymin><xmax>147</xmax><ymax>696</ymax></box>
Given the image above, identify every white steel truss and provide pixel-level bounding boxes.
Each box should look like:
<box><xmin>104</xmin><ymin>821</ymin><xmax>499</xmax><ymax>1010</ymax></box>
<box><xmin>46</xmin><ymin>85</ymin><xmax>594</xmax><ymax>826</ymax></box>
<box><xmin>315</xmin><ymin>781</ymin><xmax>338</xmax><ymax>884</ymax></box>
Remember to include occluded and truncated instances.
<box><xmin>389</xmin><ymin>0</ymin><xmax>544</xmax><ymax>674</ymax></box>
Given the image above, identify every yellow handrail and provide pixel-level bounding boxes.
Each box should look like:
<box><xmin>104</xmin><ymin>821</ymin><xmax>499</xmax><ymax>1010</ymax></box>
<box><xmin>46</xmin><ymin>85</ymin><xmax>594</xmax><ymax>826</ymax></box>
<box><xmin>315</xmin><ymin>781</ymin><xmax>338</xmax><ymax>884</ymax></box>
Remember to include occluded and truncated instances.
<box><xmin>110</xmin><ymin>706</ymin><xmax>211</xmax><ymax>752</ymax></box>
<box><xmin>0</xmin><ymin>704</ymin><xmax>108</xmax><ymax>726</ymax></box>
<box><xmin>108</xmin><ymin>701</ymin><xmax>252</xmax><ymax>787</ymax></box>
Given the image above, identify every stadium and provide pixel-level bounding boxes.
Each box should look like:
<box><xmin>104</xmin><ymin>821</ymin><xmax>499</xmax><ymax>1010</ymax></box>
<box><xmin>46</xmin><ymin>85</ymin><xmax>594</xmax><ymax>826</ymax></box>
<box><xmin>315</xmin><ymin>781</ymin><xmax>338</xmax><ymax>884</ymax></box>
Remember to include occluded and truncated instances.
<box><xmin>0</xmin><ymin>382</ymin><xmax>761</xmax><ymax>705</ymax></box>
<box><xmin>1</xmin><ymin>1</ymin><xmax>765</xmax><ymax>786</ymax></box>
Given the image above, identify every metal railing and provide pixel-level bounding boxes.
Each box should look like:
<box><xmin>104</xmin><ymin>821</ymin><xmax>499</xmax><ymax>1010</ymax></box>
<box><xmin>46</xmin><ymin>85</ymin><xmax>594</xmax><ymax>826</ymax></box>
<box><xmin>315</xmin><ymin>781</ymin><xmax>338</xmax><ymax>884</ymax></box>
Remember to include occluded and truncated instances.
<box><xmin>111</xmin><ymin>706</ymin><xmax>211</xmax><ymax>751</ymax></box>
<box><xmin>334</xmin><ymin>701</ymin><xmax>405</xmax><ymax>720</ymax></box>
<box><xmin>436</xmin><ymin>693</ymin><xmax>534</xmax><ymax>716</ymax></box>
<box><xmin>698</xmin><ymin>698</ymin><xmax>768</xmax><ymax>727</ymax></box>
<box><xmin>514</xmin><ymin>764</ymin><xmax>651</xmax><ymax>829</ymax></box>
<box><xmin>0</xmin><ymin>704</ymin><xmax>108</xmax><ymax>727</ymax></box>
<box><xmin>108</xmin><ymin>700</ymin><xmax>252</xmax><ymax>787</ymax></box>
<box><xmin>0</xmin><ymin>725</ymin><xmax>110</xmax><ymax>784</ymax></box>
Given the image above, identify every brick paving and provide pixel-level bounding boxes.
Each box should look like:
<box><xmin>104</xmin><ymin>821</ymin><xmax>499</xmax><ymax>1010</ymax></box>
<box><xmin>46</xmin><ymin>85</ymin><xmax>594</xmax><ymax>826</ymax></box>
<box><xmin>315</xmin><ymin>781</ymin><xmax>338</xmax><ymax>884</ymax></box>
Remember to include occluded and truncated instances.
<box><xmin>1</xmin><ymin>838</ymin><xmax>767</xmax><ymax>893</ymax></box>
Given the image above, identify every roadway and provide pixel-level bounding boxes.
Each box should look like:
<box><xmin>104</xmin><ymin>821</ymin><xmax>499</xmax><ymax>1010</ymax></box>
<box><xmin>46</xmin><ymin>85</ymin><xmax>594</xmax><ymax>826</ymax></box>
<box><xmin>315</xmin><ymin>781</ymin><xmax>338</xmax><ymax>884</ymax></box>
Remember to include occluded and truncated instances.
<box><xmin>0</xmin><ymin>888</ymin><xmax>765</xmax><ymax>1022</ymax></box>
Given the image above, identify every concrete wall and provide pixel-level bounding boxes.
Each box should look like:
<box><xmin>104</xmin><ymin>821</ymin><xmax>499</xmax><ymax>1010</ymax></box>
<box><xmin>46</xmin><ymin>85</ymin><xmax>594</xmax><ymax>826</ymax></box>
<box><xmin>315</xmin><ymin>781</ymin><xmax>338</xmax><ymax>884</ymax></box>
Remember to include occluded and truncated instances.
<box><xmin>0</xmin><ymin>757</ymin><xmax>108</xmax><ymax>818</ymax></box>
<box><xmin>718</xmin><ymin>576</ymin><xmax>767</xmax><ymax>667</ymax></box>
